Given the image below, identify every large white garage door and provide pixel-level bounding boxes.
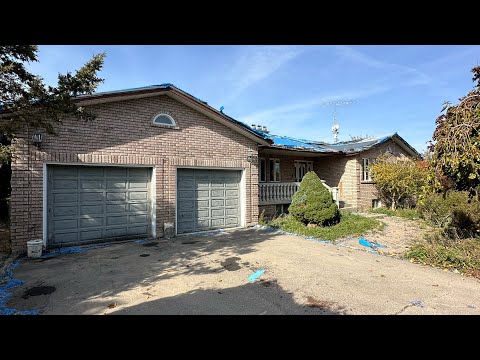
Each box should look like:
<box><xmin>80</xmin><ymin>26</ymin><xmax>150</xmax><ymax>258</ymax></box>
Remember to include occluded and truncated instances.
<box><xmin>177</xmin><ymin>169</ymin><xmax>242</xmax><ymax>234</ymax></box>
<box><xmin>47</xmin><ymin>165</ymin><xmax>152</xmax><ymax>247</ymax></box>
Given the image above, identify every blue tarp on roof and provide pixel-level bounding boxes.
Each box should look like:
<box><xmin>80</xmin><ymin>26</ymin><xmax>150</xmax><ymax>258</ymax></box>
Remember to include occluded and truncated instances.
<box><xmin>254</xmin><ymin>129</ymin><xmax>415</xmax><ymax>155</ymax></box>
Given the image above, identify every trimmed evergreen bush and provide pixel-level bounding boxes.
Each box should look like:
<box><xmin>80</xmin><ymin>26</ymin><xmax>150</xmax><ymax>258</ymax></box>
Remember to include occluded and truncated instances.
<box><xmin>289</xmin><ymin>171</ymin><xmax>340</xmax><ymax>226</ymax></box>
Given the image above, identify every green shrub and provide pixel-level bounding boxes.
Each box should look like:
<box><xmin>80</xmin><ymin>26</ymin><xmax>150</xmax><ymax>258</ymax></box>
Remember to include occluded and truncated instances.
<box><xmin>289</xmin><ymin>171</ymin><xmax>339</xmax><ymax>226</ymax></box>
<box><xmin>370</xmin><ymin>155</ymin><xmax>427</xmax><ymax>210</ymax></box>
<box><xmin>417</xmin><ymin>190</ymin><xmax>480</xmax><ymax>238</ymax></box>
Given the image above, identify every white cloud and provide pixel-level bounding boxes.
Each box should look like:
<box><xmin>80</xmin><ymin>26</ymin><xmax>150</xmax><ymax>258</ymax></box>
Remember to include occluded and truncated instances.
<box><xmin>333</xmin><ymin>45</ymin><xmax>432</xmax><ymax>86</ymax></box>
<box><xmin>225</xmin><ymin>46</ymin><xmax>305</xmax><ymax>100</ymax></box>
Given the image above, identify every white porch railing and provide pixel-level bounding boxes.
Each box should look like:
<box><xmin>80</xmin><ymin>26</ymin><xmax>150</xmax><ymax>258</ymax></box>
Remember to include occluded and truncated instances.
<box><xmin>259</xmin><ymin>182</ymin><xmax>300</xmax><ymax>205</ymax></box>
<box><xmin>259</xmin><ymin>181</ymin><xmax>340</xmax><ymax>207</ymax></box>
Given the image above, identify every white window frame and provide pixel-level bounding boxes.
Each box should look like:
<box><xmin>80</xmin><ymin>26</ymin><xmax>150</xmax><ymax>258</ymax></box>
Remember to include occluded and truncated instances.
<box><xmin>152</xmin><ymin>113</ymin><xmax>177</xmax><ymax>128</ymax></box>
<box><xmin>259</xmin><ymin>158</ymin><xmax>266</xmax><ymax>182</ymax></box>
<box><xmin>294</xmin><ymin>160</ymin><xmax>313</xmax><ymax>182</ymax></box>
<box><xmin>362</xmin><ymin>158</ymin><xmax>371</xmax><ymax>181</ymax></box>
<box><xmin>269</xmin><ymin>158</ymin><xmax>281</xmax><ymax>182</ymax></box>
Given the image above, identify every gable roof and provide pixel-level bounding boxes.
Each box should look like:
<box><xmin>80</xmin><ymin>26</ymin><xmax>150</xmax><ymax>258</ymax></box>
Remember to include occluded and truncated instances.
<box><xmin>73</xmin><ymin>84</ymin><xmax>271</xmax><ymax>145</ymax></box>
<box><xmin>258</xmin><ymin>131</ymin><xmax>420</xmax><ymax>158</ymax></box>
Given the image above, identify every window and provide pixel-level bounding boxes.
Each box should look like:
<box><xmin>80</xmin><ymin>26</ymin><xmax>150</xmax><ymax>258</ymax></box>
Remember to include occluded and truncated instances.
<box><xmin>362</xmin><ymin>158</ymin><xmax>371</xmax><ymax>181</ymax></box>
<box><xmin>295</xmin><ymin>161</ymin><xmax>313</xmax><ymax>182</ymax></box>
<box><xmin>259</xmin><ymin>158</ymin><xmax>266</xmax><ymax>182</ymax></box>
<box><xmin>152</xmin><ymin>113</ymin><xmax>176</xmax><ymax>127</ymax></box>
<box><xmin>269</xmin><ymin>159</ymin><xmax>280</xmax><ymax>182</ymax></box>
<box><xmin>372</xmin><ymin>199</ymin><xmax>382</xmax><ymax>209</ymax></box>
<box><xmin>275</xmin><ymin>204</ymin><xmax>289</xmax><ymax>216</ymax></box>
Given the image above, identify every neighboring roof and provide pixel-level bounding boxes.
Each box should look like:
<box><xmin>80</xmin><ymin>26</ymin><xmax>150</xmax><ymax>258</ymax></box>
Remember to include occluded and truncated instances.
<box><xmin>73</xmin><ymin>84</ymin><xmax>271</xmax><ymax>145</ymax></box>
<box><xmin>258</xmin><ymin>131</ymin><xmax>420</xmax><ymax>157</ymax></box>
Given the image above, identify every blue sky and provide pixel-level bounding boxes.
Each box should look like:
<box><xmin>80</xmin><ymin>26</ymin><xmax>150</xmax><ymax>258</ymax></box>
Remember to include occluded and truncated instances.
<box><xmin>29</xmin><ymin>45</ymin><xmax>480</xmax><ymax>153</ymax></box>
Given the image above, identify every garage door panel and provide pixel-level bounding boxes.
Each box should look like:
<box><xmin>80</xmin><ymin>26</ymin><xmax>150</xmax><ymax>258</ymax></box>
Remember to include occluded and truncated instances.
<box><xmin>53</xmin><ymin>205</ymin><xmax>78</xmax><ymax>217</ymax></box>
<box><xmin>226</xmin><ymin>217</ymin><xmax>239</xmax><ymax>226</ymax></box>
<box><xmin>178</xmin><ymin>190</ymin><xmax>194</xmax><ymax>198</ymax></box>
<box><xmin>80</xmin><ymin>217</ymin><xmax>104</xmax><ymax>228</ymax></box>
<box><xmin>225</xmin><ymin>208</ymin><xmax>238</xmax><ymax>216</ymax></box>
<box><xmin>225</xmin><ymin>189</ymin><xmax>238</xmax><ymax>197</ymax></box>
<box><xmin>211</xmin><ymin>208</ymin><xmax>225</xmax><ymax>217</ymax></box>
<box><xmin>80</xmin><ymin>204</ymin><xmax>104</xmax><ymax>215</ymax></box>
<box><xmin>178</xmin><ymin>200</ymin><xmax>194</xmax><ymax>211</ymax></box>
<box><xmin>52</xmin><ymin>232</ymin><xmax>78</xmax><ymax>244</ymax></box>
<box><xmin>129</xmin><ymin>180</ymin><xmax>148</xmax><ymax>189</ymax></box>
<box><xmin>196</xmin><ymin>190</ymin><xmax>210</xmax><ymax>198</ymax></box>
<box><xmin>107</xmin><ymin>203</ymin><xmax>128</xmax><ymax>213</ymax></box>
<box><xmin>52</xmin><ymin>167</ymin><xmax>78</xmax><ymax>177</ymax></box>
<box><xmin>177</xmin><ymin>169</ymin><xmax>241</xmax><ymax>234</ymax></box>
<box><xmin>211</xmin><ymin>189</ymin><xmax>225</xmax><ymax>198</ymax></box>
<box><xmin>196</xmin><ymin>200</ymin><xmax>209</xmax><ymax>208</ymax></box>
<box><xmin>54</xmin><ymin>219</ymin><xmax>77</xmax><ymax>231</ymax></box>
<box><xmin>129</xmin><ymin>191</ymin><xmax>148</xmax><ymax>201</ymax></box>
<box><xmin>129</xmin><ymin>225</ymin><xmax>148</xmax><ymax>235</ymax></box>
<box><xmin>129</xmin><ymin>214</ymin><xmax>148</xmax><ymax>224</ymax></box>
<box><xmin>53</xmin><ymin>179</ymin><xmax>77</xmax><ymax>190</ymax></box>
<box><xmin>107</xmin><ymin>215</ymin><xmax>128</xmax><ymax>226</ymax></box>
<box><xmin>211</xmin><ymin>218</ymin><xmax>225</xmax><ymax>227</ymax></box>
<box><xmin>129</xmin><ymin>168</ymin><xmax>149</xmax><ymax>178</ymax></box>
<box><xmin>197</xmin><ymin>209</ymin><xmax>209</xmax><ymax>218</ymax></box>
<box><xmin>107</xmin><ymin>180</ymin><xmax>127</xmax><ymax>189</ymax></box>
<box><xmin>80</xmin><ymin>229</ymin><xmax>103</xmax><ymax>241</ymax></box>
<box><xmin>80</xmin><ymin>192</ymin><xmax>104</xmax><ymax>202</ymax></box>
<box><xmin>178</xmin><ymin>211</ymin><xmax>194</xmax><ymax>220</ymax></box>
<box><xmin>225</xmin><ymin>198</ymin><xmax>238</xmax><ymax>207</ymax></box>
<box><xmin>48</xmin><ymin>165</ymin><xmax>152</xmax><ymax>248</ymax></box>
<box><xmin>178</xmin><ymin>178</ymin><xmax>194</xmax><ymax>189</ymax></box>
<box><xmin>211</xmin><ymin>199</ymin><xmax>224</xmax><ymax>207</ymax></box>
<box><xmin>106</xmin><ymin>168</ymin><xmax>127</xmax><ymax>177</ymax></box>
<box><xmin>129</xmin><ymin>203</ymin><xmax>148</xmax><ymax>212</ymax></box>
<box><xmin>81</xmin><ymin>179</ymin><xmax>104</xmax><ymax>189</ymax></box>
<box><xmin>53</xmin><ymin>193</ymin><xmax>78</xmax><ymax>204</ymax></box>
<box><xmin>105</xmin><ymin>227</ymin><xmax>128</xmax><ymax>238</ymax></box>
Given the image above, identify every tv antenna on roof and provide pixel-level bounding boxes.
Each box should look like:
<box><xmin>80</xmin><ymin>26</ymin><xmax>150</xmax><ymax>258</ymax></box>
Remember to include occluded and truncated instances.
<box><xmin>318</xmin><ymin>99</ymin><xmax>356</xmax><ymax>143</ymax></box>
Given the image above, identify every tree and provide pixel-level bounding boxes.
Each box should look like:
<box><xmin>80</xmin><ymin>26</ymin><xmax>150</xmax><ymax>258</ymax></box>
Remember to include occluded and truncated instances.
<box><xmin>430</xmin><ymin>66</ymin><xmax>480</xmax><ymax>193</ymax></box>
<box><xmin>289</xmin><ymin>171</ymin><xmax>339</xmax><ymax>226</ymax></box>
<box><xmin>370</xmin><ymin>155</ymin><xmax>427</xmax><ymax>210</ymax></box>
<box><xmin>0</xmin><ymin>45</ymin><xmax>106</xmax><ymax>163</ymax></box>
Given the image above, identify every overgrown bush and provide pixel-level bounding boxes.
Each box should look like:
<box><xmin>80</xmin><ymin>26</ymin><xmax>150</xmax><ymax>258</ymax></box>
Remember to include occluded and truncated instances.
<box><xmin>417</xmin><ymin>191</ymin><xmax>480</xmax><ymax>238</ymax></box>
<box><xmin>370</xmin><ymin>155</ymin><xmax>427</xmax><ymax>210</ymax></box>
<box><xmin>289</xmin><ymin>171</ymin><xmax>339</xmax><ymax>226</ymax></box>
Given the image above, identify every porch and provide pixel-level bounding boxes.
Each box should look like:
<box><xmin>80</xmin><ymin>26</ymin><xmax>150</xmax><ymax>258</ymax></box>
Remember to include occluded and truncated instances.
<box><xmin>259</xmin><ymin>181</ymin><xmax>340</xmax><ymax>206</ymax></box>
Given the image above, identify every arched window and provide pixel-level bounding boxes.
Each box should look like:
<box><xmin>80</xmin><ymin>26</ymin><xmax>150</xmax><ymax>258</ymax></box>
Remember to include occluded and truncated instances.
<box><xmin>152</xmin><ymin>113</ymin><xmax>176</xmax><ymax>127</ymax></box>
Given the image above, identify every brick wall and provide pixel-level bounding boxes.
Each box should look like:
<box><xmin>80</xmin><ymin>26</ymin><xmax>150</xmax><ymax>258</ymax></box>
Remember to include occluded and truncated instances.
<box><xmin>357</xmin><ymin>139</ymin><xmax>411</xmax><ymax>210</ymax></box>
<box><xmin>11</xmin><ymin>94</ymin><xmax>259</xmax><ymax>253</ymax></box>
<box><xmin>314</xmin><ymin>155</ymin><xmax>358</xmax><ymax>208</ymax></box>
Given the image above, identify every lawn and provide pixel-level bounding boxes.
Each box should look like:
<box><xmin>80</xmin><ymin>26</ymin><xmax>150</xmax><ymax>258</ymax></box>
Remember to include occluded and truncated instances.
<box><xmin>369</xmin><ymin>208</ymin><xmax>420</xmax><ymax>220</ymax></box>
<box><xmin>268</xmin><ymin>212</ymin><xmax>383</xmax><ymax>242</ymax></box>
<box><xmin>404</xmin><ymin>238</ymin><xmax>480</xmax><ymax>278</ymax></box>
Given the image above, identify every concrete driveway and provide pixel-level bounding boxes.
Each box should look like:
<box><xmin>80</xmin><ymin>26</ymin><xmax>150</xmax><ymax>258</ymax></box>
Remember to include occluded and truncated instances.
<box><xmin>3</xmin><ymin>227</ymin><xmax>480</xmax><ymax>315</ymax></box>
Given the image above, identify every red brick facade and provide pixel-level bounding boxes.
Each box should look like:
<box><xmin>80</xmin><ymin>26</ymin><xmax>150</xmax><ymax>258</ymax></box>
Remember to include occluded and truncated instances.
<box><xmin>10</xmin><ymin>94</ymin><xmax>259</xmax><ymax>253</ymax></box>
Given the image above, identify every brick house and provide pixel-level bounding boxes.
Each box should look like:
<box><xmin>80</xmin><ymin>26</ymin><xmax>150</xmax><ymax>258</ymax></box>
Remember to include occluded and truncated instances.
<box><xmin>8</xmin><ymin>84</ymin><xmax>419</xmax><ymax>254</ymax></box>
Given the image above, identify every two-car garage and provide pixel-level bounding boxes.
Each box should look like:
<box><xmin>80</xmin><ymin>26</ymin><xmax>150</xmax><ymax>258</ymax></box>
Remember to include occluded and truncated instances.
<box><xmin>45</xmin><ymin>165</ymin><xmax>243</xmax><ymax>248</ymax></box>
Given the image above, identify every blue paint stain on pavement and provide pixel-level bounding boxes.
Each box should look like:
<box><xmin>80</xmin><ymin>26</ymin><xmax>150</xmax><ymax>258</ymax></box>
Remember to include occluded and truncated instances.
<box><xmin>0</xmin><ymin>260</ymin><xmax>40</xmax><ymax>315</ymax></box>
<box><xmin>248</xmin><ymin>269</ymin><xmax>265</xmax><ymax>282</ymax></box>
<box><xmin>41</xmin><ymin>244</ymin><xmax>111</xmax><ymax>259</ymax></box>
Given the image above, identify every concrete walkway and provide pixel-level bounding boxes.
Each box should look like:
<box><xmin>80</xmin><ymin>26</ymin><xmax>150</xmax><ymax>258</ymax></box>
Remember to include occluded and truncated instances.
<box><xmin>4</xmin><ymin>227</ymin><xmax>480</xmax><ymax>314</ymax></box>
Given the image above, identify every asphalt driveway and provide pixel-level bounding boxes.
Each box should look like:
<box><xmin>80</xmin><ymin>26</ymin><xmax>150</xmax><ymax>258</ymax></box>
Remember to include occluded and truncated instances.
<box><xmin>3</xmin><ymin>227</ymin><xmax>480</xmax><ymax>314</ymax></box>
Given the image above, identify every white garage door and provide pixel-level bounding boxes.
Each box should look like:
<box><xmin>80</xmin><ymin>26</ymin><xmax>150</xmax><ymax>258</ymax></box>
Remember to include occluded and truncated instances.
<box><xmin>47</xmin><ymin>165</ymin><xmax>152</xmax><ymax>247</ymax></box>
<box><xmin>177</xmin><ymin>169</ymin><xmax>242</xmax><ymax>234</ymax></box>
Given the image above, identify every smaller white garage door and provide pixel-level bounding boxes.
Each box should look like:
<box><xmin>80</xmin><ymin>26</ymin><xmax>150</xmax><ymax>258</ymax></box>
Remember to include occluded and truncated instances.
<box><xmin>177</xmin><ymin>169</ymin><xmax>242</xmax><ymax>234</ymax></box>
<box><xmin>47</xmin><ymin>165</ymin><xmax>153</xmax><ymax>247</ymax></box>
